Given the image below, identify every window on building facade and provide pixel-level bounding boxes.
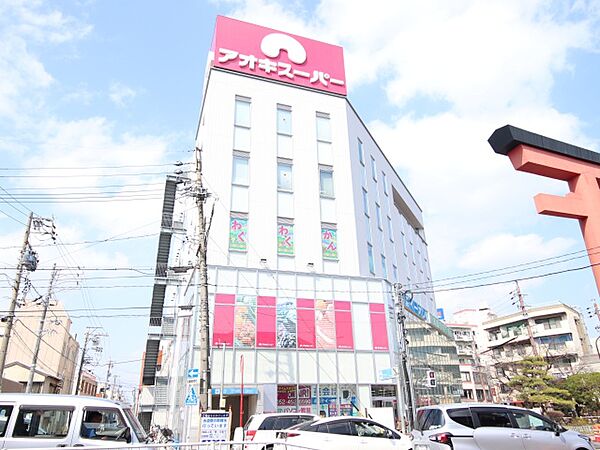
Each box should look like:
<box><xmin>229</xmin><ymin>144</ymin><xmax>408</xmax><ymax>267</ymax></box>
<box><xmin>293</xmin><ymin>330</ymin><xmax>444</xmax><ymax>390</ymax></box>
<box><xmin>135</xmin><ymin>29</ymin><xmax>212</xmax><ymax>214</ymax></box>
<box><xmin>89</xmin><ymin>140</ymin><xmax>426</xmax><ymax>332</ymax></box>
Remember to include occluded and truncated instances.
<box><xmin>382</xmin><ymin>171</ymin><xmax>388</xmax><ymax>195</ymax></box>
<box><xmin>277</xmin><ymin>104</ymin><xmax>293</xmax><ymax>158</ymax></box>
<box><xmin>535</xmin><ymin>316</ymin><xmax>563</xmax><ymax>330</ymax></box>
<box><xmin>370</xmin><ymin>155</ymin><xmax>377</xmax><ymax>181</ymax></box>
<box><xmin>375</xmin><ymin>203</ymin><xmax>382</xmax><ymax>230</ymax></box>
<box><xmin>358</xmin><ymin>138</ymin><xmax>364</xmax><ymax>165</ymax></box>
<box><xmin>381</xmin><ymin>254</ymin><xmax>387</xmax><ymax>279</ymax></box>
<box><xmin>277</xmin><ymin>161</ymin><xmax>293</xmax><ymax>191</ymax></box>
<box><xmin>362</xmin><ymin>188</ymin><xmax>369</xmax><ymax>216</ymax></box>
<box><xmin>387</xmin><ymin>216</ymin><xmax>393</xmax><ymax>241</ymax></box>
<box><xmin>234</xmin><ymin>96</ymin><xmax>251</xmax><ymax>151</ymax></box>
<box><xmin>319</xmin><ymin>167</ymin><xmax>334</xmax><ymax>198</ymax></box>
<box><xmin>367</xmin><ymin>243</ymin><xmax>375</xmax><ymax>274</ymax></box>
<box><xmin>460</xmin><ymin>371</ymin><xmax>472</xmax><ymax>382</ymax></box>
<box><xmin>231</xmin><ymin>154</ymin><xmax>249</xmax><ymax>213</ymax></box>
<box><xmin>392</xmin><ymin>264</ymin><xmax>398</xmax><ymax>282</ymax></box>
<box><xmin>316</xmin><ymin>112</ymin><xmax>332</xmax><ymax>142</ymax></box>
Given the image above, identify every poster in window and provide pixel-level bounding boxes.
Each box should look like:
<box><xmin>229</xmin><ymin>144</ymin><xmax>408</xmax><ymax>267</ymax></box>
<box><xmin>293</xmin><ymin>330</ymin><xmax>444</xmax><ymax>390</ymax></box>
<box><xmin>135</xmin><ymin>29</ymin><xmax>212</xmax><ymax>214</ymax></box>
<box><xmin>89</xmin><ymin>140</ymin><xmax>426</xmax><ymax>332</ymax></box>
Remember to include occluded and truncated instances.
<box><xmin>229</xmin><ymin>217</ymin><xmax>248</xmax><ymax>251</ymax></box>
<box><xmin>369</xmin><ymin>303</ymin><xmax>389</xmax><ymax>351</ymax></box>
<box><xmin>276</xmin><ymin>297</ymin><xmax>297</xmax><ymax>348</ymax></box>
<box><xmin>234</xmin><ymin>295</ymin><xmax>256</xmax><ymax>347</ymax></box>
<box><xmin>334</xmin><ymin>301</ymin><xmax>354</xmax><ymax>350</ymax></box>
<box><xmin>297</xmin><ymin>298</ymin><xmax>316</xmax><ymax>349</ymax></box>
<box><xmin>213</xmin><ymin>294</ymin><xmax>235</xmax><ymax>347</ymax></box>
<box><xmin>277</xmin><ymin>223</ymin><xmax>294</xmax><ymax>255</ymax></box>
<box><xmin>321</xmin><ymin>228</ymin><xmax>338</xmax><ymax>260</ymax></box>
<box><xmin>256</xmin><ymin>296</ymin><xmax>276</xmax><ymax>347</ymax></box>
<box><xmin>315</xmin><ymin>299</ymin><xmax>336</xmax><ymax>349</ymax></box>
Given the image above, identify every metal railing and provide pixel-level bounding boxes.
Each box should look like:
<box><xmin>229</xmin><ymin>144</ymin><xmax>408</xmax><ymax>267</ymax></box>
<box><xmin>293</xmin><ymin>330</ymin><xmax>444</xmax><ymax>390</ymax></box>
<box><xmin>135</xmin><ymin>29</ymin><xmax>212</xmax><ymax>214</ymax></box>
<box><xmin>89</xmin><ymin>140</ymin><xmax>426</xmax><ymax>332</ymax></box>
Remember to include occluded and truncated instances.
<box><xmin>34</xmin><ymin>441</ymin><xmax>321</xmax><ymax>450</ymax></box>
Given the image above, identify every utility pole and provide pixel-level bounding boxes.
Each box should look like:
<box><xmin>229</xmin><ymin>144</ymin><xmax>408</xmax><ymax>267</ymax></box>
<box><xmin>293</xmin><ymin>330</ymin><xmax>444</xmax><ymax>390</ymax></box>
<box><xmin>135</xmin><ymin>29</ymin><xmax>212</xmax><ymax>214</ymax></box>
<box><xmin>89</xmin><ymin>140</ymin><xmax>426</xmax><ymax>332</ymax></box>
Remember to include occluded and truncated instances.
<box><xmin>195</xmin><ymin>146</ymin><xmax>211</xmax><ymax>411</ymax></box>
<box><xmin>0</xmin><ymin>212</ymin><xmax>33</xmax><ymax>392</ymax></box>
<box><xmin>514</xmin><ymin>281</ymin><xmax>538</xmax><ymax>356</ymax></box>
<box><xmin>112</xmin><ymin>375</ymin><xmax>118</xmax><ymax>400</ymax></box>
<box><xmin>104</xmin><ymin>360</ymin><xmax>113</xmax><ymax>399</ymax></box>
<box><xmin>26</xmin><ymin>263</ymin><xmax>58</xmax><ymax>393</ymax></box>
<box><xmin>393</xmin><ymin>283</ymin><xmax>415</xmax><ymax>431</ymax></box>
<box><xmin>74</xmin><ymin>327</ymin><xmax>103</xmax><ymax>395</ymax></box>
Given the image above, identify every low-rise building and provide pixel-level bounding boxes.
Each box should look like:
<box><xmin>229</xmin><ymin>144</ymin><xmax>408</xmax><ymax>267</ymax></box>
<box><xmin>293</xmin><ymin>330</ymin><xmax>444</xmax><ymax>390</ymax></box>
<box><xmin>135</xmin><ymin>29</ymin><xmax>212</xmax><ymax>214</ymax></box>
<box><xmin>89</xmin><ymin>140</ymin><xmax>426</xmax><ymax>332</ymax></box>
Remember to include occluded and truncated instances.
<box><xmin>446</xmin><ymin>323</ymin><xmax>493</xmax><ymax>402</ymax></box>
<box><xmin>2</xmin><ymin>301</ymin><xmax>79</xmax><ymax>393</ymax></box>
<box><xmin>482</xmin><ymin>303</ymin><xmax>593</xmax><ymax>402</ymax></box>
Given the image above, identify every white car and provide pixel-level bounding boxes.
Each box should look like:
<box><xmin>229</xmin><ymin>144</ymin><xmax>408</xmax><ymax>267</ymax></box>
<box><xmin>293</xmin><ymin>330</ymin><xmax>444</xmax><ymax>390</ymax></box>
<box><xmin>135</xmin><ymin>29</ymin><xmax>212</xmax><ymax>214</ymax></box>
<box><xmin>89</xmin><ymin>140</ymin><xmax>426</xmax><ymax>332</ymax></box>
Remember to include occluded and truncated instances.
<box><xmin>411</xmin><ymin>403</ymin><xmax>593</xmax><ymax>450</ymax></box>
<box><xmin>276</xmin><ymin>416</ymin><xmax>412</xmax><ymax>450</ymax></box>
<box><xmin>232</xmin><ymin>412</ymin><xmax>318</xmax><ymax>449</ymax></box>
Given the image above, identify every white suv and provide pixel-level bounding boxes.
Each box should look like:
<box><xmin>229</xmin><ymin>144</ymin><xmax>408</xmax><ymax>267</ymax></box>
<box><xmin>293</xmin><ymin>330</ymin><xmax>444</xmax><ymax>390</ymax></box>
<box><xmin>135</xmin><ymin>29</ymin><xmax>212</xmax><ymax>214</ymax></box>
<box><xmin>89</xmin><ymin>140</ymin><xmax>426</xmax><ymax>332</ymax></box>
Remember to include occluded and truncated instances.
<box><xmin>411</xmin><ymin>403</ymin><xmax>593</xmax><ymax>450</ymax></box>
<box><xmin>233</xmin><ymin>413</ymin><xmax>318</xmax><ymax>449</ymax></box>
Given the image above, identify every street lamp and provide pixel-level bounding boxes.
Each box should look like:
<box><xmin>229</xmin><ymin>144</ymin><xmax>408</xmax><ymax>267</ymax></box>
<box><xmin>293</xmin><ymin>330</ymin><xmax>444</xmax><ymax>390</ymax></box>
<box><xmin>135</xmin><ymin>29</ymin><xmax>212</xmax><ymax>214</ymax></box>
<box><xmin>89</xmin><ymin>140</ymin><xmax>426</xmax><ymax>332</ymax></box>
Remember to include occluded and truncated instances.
<box><xmin>595</xmin><ymin>336</ymin><xmax>600</xmax><ymax>360</ymax></box>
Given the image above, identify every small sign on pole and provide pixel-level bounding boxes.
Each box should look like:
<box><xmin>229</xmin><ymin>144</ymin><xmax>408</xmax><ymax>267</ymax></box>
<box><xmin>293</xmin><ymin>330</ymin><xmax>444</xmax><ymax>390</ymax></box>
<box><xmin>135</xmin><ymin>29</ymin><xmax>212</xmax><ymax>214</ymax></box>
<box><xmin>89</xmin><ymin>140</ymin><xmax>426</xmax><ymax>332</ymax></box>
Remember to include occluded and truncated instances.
<box><xmin>187</xmin><ymin>368</ymin><xmax>200</xmax><ymax>382</ymax></box>
<box><xmin>185</xmin><ymin>386</ymin><xmax>198</xmax><ymax>406</ymax></box>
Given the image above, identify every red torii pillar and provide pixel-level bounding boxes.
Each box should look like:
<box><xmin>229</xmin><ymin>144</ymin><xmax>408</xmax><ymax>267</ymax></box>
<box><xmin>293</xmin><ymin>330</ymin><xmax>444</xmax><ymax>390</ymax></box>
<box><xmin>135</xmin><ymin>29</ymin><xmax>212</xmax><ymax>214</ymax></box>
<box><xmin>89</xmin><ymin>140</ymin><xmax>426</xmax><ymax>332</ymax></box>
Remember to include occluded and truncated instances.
<box><xmin>488</xmin><ymin>125</ymin><xmax>600</xmax><ymax>296</ymax></box>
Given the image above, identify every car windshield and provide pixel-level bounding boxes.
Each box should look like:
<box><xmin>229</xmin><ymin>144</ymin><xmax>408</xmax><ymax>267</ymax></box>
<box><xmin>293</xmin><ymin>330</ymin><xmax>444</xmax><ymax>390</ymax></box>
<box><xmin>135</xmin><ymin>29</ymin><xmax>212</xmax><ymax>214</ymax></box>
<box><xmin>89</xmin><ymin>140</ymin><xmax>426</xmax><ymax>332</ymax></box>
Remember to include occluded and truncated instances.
<box><xmin>123</xmin><ymin>408</ymin><xmax>146</xmax><ymax>442</ymax></box>
<box><xmin>289</xmin><ymin>419</ymin><xmax>319</xmax><ymax>431</ymax></box>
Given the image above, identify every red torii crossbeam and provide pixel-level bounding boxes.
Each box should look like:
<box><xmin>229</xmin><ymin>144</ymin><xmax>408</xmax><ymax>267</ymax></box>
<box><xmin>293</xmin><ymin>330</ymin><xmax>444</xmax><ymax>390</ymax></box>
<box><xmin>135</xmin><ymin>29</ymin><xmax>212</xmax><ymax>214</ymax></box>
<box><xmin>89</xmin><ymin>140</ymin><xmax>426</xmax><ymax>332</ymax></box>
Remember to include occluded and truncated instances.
<box><xmin>489</xmin><ymin>125</ymin><xmax>600</xmax><ymax>295</ymax></box>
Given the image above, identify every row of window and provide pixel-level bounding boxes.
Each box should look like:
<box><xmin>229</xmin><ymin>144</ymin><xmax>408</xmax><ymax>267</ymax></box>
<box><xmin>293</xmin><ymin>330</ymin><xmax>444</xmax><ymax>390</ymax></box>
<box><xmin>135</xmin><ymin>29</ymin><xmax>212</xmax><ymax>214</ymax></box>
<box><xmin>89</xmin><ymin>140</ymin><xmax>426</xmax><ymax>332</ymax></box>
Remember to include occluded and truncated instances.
<box><xmin>230</xmin><ymin>97</ymin><xmax>338</xmax><ymax>260</ymax></box>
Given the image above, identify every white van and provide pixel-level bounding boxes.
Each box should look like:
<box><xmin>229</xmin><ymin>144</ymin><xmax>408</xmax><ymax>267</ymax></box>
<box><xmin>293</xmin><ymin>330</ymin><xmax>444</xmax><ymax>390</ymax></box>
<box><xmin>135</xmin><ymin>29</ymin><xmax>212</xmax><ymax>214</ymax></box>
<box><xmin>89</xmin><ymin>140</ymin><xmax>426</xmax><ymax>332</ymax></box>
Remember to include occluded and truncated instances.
<box><xmin>0</xmin><ymin>393</ymin><xmax>148</xmax><ymax>448</ymax></box>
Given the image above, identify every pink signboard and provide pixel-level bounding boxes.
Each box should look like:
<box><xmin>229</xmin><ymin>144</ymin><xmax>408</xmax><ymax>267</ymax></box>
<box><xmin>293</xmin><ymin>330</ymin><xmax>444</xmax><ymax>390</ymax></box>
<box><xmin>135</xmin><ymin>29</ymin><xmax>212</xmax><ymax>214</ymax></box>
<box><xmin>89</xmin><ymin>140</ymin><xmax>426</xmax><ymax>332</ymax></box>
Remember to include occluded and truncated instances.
<box><xmin>212</xmin><ymin>16</ymin><xmax>347</xmax><ymax>96</ymax></box>
<box><xmin>297</xmin><ymin>298</ymin><xmax>316</xmax><ymax>349</ymax></box>
<box><xmin>213</xmin><ymin>294</ymin><xmax>235</xmax><ymax>347</ymax></box>
<box><xmin>334</xmin><ymin>301</ymin><xmax>354</xmax><ymax>350</ymax></box>
<box><xmin>256</xmin><ymin>296</ymin><xmax>276</xmax><ymax>348</ymax></box>
<box><xmin>369</xmin><ymin>303</ymin><xmax>389</xmax><ymax>351</ymax></box>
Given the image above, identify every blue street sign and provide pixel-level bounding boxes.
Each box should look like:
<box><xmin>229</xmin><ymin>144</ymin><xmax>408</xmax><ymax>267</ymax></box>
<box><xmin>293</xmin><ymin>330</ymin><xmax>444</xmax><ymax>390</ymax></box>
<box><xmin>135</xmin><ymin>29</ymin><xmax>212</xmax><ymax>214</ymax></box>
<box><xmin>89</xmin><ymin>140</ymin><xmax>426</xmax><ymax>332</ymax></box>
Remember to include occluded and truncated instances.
<box><xmin>185</xmin><ymin>386</ymin><xmax>198</xmax><ymax>406</ymax></box>
<box><xmin>187</xmin><ymin>368</ymin><xmax>199</xmax><ymax>381</ymax></box>
<box><xmin>211</xmin><ymin>387</ymin><xmax>258</xmax><ymax>395</ymax></box>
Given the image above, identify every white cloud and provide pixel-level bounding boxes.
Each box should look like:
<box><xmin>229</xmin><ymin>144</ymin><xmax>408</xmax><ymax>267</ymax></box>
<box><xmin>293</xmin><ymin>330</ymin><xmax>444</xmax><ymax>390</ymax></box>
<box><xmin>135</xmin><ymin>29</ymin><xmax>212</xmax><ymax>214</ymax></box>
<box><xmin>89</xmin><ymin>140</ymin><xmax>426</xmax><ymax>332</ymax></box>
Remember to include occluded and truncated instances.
<box><xmin>109</xmin><ymin>82</ymin><xmax>137</xmax><ymax>107</ymax></box>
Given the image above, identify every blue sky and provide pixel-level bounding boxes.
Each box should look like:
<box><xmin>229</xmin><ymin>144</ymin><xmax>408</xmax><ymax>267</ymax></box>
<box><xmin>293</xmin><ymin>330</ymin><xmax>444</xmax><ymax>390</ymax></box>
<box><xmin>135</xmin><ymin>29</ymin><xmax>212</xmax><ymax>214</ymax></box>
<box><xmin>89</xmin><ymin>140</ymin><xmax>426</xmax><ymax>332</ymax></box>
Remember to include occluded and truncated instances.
<box><xmin>2</xmin><ymin>0</ymin><xmax>600</xmax><ymax>396</ymax></box>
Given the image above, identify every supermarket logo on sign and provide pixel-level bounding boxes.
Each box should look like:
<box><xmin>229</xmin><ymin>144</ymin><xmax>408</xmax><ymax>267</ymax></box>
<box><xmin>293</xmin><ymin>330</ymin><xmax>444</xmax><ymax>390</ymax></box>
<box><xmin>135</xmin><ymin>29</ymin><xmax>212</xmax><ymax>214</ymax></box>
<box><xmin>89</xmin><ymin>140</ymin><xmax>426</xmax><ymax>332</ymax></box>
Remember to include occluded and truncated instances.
<box><xmin>212</xmin><ymin>16</ymin><xmax>347</xmax><ymax>95</ymax></box>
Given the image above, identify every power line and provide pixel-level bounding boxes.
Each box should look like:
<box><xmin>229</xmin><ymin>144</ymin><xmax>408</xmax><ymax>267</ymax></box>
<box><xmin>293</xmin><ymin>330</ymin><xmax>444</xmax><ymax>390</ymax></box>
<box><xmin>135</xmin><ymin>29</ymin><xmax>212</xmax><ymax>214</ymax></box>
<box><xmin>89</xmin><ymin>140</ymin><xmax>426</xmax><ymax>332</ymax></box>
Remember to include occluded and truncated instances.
<box><xmin>0</xmin><ymin>170</ymin><xmax>190</xmax><ymax>179</ymax></box>
<box><xmin>0</xmin><ymin>162</ymin><xmax>191</xmax><ymax>171</ymax></box>
<box><xmin>0</xmin><ymin>232</ymin><xmax>157</xmax><ymax>250</ymax></box>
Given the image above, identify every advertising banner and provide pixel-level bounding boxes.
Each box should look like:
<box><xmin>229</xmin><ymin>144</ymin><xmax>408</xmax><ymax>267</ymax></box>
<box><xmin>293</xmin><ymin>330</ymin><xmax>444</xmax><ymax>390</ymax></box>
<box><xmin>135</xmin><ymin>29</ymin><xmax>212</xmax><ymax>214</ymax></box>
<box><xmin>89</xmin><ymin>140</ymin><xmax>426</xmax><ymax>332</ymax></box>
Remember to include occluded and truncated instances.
<box><xmin>297</xmin><ymin>298</ymin><xmax>316</xmax><ymax>349</ymax></box>
<box><xmin>257</xmin><ymin>296</ymin><xmax>276</xmax><ymax>347</ymax></box>
<box><xmin>213</xmin><ymin>294</ymin><xmax>235</xmax><ymax>347</ymax></box>
<box><xmin>213</xmin><ymin>16</ymin><xmax>347</xmax><ymax>96</ymax></box>
<box><xmin>334</xmin><ymin>301</ymin><xmax>354</xmax><ymax>349</ymax></box>
<box><xmin>277</xmin><ymin>223</ymin><xmax>294</xmax><ymax>255</ymax></box>
<box><xmin>369</xmin><ymin>303</ymin><xmax>389</xmax><ymax>351</ymax></box>
<box><xmin>276</xmin><ymin>297</ymin><xmax>297</xmax><ymax>348</ymax></box>
<box><xmin>229</xmin><ymin>217</ymin><xmax>248</xmax><ymax>251</ymax></box>
<box><xmin>321</xmin><ymin>228</ymin><xmax>338</xmax><ymax>260</ymax></box>
<box><xmin>234</xmin><ymin>295</ymin><xmax>256</xmax><ymax>347</ymax></box>
<box><xmin>315</xmin><ymin>299</ymin><xmax>336</xmax><ymax>349</ymax></box>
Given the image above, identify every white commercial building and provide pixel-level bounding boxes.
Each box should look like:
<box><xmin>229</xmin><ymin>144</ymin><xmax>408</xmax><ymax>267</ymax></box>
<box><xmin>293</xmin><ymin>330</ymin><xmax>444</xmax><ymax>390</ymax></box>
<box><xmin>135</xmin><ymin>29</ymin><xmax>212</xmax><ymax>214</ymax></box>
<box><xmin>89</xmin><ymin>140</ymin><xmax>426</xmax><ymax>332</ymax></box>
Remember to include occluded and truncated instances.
<box><xmin>139</xmin><ymin>16</ymin><xmax>452</xmax><ymax>439</ymax></box>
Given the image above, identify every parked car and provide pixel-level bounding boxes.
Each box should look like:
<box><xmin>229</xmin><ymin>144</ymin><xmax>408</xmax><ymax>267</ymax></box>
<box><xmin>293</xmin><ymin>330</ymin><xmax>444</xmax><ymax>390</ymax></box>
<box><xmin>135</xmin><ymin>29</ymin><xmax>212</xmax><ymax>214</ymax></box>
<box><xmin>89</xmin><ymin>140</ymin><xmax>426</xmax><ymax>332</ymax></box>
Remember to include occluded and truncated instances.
<box><xmin>411</xmin><ymin>403</ymin><xmax>593</xmax><ymax>450</ymax></box>
<box><xmin>232</xmin><ymin>412</ymin><xmax>318</xmax><ymax>449</ymax></box>
<box><xmin>0</xmin><ymin>393</ymin><xmax>148</xmax><ymax>449</ymax></box>
<box><xmin>276</xmin><ymin>416</ymin><xmax>412</xmax><ymax>450</ymax></box>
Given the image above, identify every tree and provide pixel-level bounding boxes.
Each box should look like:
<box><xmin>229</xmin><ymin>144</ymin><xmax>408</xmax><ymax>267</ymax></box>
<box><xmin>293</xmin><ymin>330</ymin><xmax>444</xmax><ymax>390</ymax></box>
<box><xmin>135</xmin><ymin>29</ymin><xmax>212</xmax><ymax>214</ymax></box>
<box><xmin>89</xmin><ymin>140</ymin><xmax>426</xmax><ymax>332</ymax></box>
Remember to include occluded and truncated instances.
<box><xmin>559</xmin><ymin>372</ymin><xmax>600</xmax><ymax>415</ymax></box>
<box><xmin>508</xmin><ymin>356</ymin><xmax>575</xmax><ymax>412</ymax></box>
